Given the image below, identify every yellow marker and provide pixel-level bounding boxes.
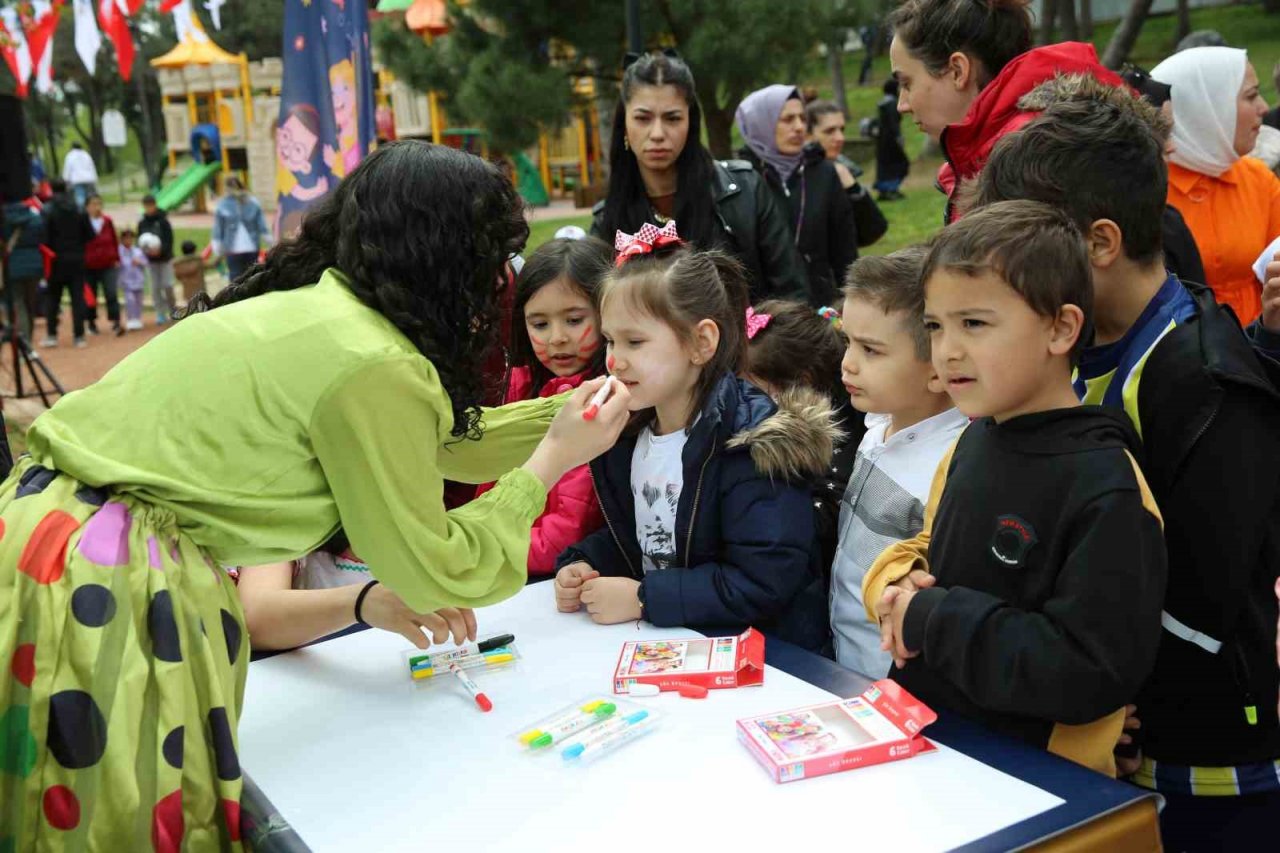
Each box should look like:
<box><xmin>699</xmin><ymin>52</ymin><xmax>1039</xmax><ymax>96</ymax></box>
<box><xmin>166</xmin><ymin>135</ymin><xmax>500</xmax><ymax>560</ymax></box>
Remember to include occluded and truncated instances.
<box><xmin>412</xmin><ymin>652</ymin><xmax>514</xmax><ymax>680</ymax></box>
<box><xmin>517</xmin><ymin>700</ymin><xmax>607</xmax><ymax>744</ymax></box>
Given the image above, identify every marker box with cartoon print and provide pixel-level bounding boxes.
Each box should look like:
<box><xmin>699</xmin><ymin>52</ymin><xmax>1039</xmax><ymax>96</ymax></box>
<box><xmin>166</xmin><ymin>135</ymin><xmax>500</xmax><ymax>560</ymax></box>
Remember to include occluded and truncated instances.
<box><xmin>612</xmin><ymin>628</ymin><xmax>765</xmax><ymax>695</ymax></box>
<box><xmin>736</xmin><ymin>680</ymin><xmax>938</xmax><ymax>784</ymax></box>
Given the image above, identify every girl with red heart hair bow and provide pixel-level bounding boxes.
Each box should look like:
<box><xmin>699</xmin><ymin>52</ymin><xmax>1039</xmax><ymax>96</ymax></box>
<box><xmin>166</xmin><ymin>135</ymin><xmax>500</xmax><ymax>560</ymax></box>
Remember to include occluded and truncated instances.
<box><xmin>552</xmin><ymin>234</ymin><xmax>840</xmax><ymax>653</ymax></box>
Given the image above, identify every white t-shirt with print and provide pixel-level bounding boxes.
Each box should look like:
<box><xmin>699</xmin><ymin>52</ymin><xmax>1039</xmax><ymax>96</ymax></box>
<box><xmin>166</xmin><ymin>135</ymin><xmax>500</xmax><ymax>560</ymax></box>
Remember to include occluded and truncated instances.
<box><xmin>630</xmin><ymin>426</ymin><xmax>688</xmax><ymax>574</ymax></box>
<box><xmin>294</xmin><ymin>551</ymin><xmax>372</xmax><ymax>590</ymax></box>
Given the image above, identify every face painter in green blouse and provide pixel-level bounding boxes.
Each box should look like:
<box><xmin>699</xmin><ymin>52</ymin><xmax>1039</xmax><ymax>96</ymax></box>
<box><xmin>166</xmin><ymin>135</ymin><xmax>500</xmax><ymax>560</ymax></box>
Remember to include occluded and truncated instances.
<box><xmin>0</xmin><ymin>142</ymin><xmax>631</xmax><ymax>850</ymax></box>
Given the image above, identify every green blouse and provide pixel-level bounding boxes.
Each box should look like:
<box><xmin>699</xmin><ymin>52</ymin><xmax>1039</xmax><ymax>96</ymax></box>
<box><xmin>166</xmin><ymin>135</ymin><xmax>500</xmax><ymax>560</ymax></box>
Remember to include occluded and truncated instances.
<box><xmin>26</xmin><ymin>269</ymin><xmax>560</xmax><ymax>612</ymax></box>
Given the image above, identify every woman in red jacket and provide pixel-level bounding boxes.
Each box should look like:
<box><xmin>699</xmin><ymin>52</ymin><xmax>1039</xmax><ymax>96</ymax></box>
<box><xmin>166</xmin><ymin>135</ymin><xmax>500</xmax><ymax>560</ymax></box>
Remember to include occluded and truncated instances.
<box><xmin>887</xmin><ymin>0</ymin><xmax>1121</xmax><ymax>222</ymax></box>
<box><xmin>475</xmin><ymin>237</ymin><xmax>612</xmax><ymax>576</ymax></box>
<box><xmin>83</xmin><ymin>194</ymin><xmax>122</xmax><ymax>335</ymax></box>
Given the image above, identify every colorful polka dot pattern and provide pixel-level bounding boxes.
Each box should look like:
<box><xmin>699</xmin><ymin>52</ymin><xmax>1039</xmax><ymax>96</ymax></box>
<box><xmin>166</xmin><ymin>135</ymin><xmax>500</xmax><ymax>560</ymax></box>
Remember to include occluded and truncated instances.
<box><xmin>0</xmin><ymin>462</ymin><xmax>248</xmax><ymax>849</ymax></box>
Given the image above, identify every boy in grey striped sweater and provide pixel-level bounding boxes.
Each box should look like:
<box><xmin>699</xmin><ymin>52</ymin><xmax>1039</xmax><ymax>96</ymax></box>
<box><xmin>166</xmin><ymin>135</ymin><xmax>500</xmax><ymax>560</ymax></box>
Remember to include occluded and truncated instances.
<box><xmin>830</xmin><ymin>248</ymin><xmax>965</xmax><ymax>677</ymax></box>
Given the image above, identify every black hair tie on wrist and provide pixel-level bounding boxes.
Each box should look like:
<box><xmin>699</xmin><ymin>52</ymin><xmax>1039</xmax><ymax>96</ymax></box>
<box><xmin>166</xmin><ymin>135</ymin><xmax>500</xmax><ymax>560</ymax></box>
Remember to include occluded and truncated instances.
<box><xmin>354</xmin><ymin>580</ymin><xmax>380</xmax><ymax>626</ymax></box>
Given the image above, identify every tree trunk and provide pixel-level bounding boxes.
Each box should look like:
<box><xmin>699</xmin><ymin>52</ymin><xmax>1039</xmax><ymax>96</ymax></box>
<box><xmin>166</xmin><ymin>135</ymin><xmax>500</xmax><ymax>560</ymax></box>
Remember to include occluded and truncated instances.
<box><xmin>1038</xmin><ymin>0</ymin><xmax>1059</xmax><ymax>46</ymax></box>
<box><xmin>828</xmin><ymin>30</ymin><xmax>849</xmax><ymax>118</ymax></box>
<box><xmin>1059</xmin><ymin>0</ymin><xmax>1080</xmax><ymax>41</ymax></box>
<box><xmin>1080</xmin><ymin>0</ymin><xmax>1094</xmax><ymax>38</ymax></box>
<box><xmin>1176</xmin><ymin>0</ymin><xmax>1192</xmax><ymax>42</ymax></box>
<box><xmin>1101</xmin><ymin>0</ymin><xmax>1156</xmax><ymax>70</ymax></box>
<box><xmin>704</xmin><ymin>105</ymin><xmax>734</xmax><ymax>160</ymax></box>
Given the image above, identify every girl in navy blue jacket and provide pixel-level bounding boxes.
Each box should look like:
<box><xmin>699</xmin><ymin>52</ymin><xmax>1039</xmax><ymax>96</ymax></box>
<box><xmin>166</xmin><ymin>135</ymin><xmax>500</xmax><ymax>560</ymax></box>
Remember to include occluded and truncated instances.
<box><xmin>553</xmin><ymin>227</ymin><xmax>839</xmax><ymax>650</ymax></box>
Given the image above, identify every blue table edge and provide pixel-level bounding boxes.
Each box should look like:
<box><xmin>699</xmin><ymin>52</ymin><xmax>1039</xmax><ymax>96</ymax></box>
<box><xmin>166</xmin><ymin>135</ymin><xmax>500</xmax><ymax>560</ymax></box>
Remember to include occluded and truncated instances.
<box><xmin>243</xmin><ymin>624</ymin><xmax>1163</xmax><ymax>853</ymax></box>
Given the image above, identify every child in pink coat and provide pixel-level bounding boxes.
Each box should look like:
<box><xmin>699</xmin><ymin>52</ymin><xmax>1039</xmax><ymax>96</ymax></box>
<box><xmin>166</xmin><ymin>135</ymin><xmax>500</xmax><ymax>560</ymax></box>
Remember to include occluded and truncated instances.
<box><xmin>476</xmin><ymin>237</ymin><xmax>612</xmax><ymax>575</ymax></box>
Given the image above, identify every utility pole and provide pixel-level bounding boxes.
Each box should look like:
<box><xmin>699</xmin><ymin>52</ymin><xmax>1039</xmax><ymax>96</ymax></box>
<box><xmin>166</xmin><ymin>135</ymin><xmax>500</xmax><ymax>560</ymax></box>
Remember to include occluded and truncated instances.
<box><xmin>626</xmin><ymin>0</ymin><xmax>642</xmax><ymax>54</ymax></box>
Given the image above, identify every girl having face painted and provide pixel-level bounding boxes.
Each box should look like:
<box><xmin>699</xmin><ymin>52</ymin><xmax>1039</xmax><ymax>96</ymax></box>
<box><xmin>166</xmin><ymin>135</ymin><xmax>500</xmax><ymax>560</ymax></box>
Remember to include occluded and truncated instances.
<box><xmin>474</xmin><ymin>237</ymin><xmax>614</xmax><ymax>576</ymax></box>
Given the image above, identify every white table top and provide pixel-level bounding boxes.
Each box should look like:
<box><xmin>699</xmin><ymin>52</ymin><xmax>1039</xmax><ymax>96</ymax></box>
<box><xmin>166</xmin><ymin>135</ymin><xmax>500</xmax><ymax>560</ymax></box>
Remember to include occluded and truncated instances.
<box><xmin>239</xmin><ymin>582</ymin><xmax>1063</xmax><ymax>852</ymax></box>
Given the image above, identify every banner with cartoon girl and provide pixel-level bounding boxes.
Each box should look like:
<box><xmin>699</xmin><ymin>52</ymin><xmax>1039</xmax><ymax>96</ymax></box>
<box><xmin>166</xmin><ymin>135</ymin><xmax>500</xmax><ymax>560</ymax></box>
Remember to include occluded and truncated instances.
<box><xmin>276</xmin><ymin>0</ymin><xmax>375</xmax><ymax>239</ymax></box>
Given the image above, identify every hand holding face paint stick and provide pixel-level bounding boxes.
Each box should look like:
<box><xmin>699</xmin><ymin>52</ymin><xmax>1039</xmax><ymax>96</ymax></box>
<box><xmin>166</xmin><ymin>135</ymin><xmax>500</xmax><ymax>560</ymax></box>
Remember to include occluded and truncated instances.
<box><xmin>583</xmin><ymin>376</ymin><xmax>618</xmax><ymax>421</ymax></box>
<box><xmin>522</xmin><ymin>376</ymin><xmax>632</xmax><ymax>491</ymax></box>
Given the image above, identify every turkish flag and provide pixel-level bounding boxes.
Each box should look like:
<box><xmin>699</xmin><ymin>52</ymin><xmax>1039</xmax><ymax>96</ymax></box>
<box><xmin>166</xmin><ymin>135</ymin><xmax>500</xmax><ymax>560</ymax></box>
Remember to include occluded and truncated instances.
<box><xmin>98</xmin><ymin>0</ymin><xmax>134</xmax><ymax>80</ymax></box>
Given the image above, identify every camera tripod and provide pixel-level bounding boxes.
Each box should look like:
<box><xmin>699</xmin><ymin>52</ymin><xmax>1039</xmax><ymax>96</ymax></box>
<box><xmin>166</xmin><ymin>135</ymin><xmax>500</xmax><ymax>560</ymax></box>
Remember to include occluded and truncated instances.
<box><xmin>2</xmin><ymin>281</ymin><xmax>65</xmax><ymax>408</ymax></box>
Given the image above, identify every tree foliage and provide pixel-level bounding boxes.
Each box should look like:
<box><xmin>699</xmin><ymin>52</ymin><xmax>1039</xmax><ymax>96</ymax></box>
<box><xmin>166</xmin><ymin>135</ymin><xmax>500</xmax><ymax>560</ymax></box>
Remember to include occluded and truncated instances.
<box><xmin>374</xmin><ymin>0</ymin><xmax>850</xmax><ymax>157</ymax></box>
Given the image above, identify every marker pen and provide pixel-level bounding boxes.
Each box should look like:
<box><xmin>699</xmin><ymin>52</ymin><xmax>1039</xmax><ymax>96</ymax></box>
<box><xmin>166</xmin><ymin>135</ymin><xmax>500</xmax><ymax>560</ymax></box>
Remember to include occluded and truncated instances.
<box><xmin>450</xmin><ymin>662</ymin><xmax>492</xmax><ymax>712</ymax></box>
<box><xmin>408</xmin><ymin>634</ymin><xmax>515</xmax><ymax>669</ymax></box>
<box><xmin>411</xmin><ymin>650</ymin><xmax>513</xmax><ymax>680</ymax></box>
<box><xmin>519</xmin><ymin>700</ymin><xmax>607</xmax><ymax>745</ymax></box>
<box><xmin>522</xmin><ymin>703</ymin><xmax>618</xmax><ymax>749</ymax></box>
<box><xmin>562</xmin><ymin>710</ymin><xmax>650</xmax><ymax>760</ymax></box>
<box><xmin>582</xmin><ymin>376</ymin><xmax>617</xmax><ymax>421</ymax></box>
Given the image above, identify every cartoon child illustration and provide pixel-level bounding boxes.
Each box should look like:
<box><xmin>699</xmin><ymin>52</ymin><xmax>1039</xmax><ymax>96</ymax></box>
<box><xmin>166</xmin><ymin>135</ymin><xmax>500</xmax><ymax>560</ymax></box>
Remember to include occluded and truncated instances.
<box><xmin>275</xmin><ymin>104</ymin><xmax>330</xmax><ymax>238</ymax></box>
<box><xmin>631</xmin><ymin>642</ymin><xmax>684</xmax><ymax>674</ymax></box>
<box><xmin>325</xmin><ymin>58</ymin><xmax>361</xmax><ymax>179</ymax></box>
<box><xmin>761</xmin><ymin>713</ymin><xmax>836</xmax><ymax>757</ymax></box>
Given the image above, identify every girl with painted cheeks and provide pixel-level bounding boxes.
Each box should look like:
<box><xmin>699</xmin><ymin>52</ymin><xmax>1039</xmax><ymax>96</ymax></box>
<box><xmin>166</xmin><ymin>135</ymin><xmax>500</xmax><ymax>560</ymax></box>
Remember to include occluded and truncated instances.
<box><xmin>552</xmin><ymin>224</ymin><xmax>839</xmax><ymax>651</ymax></box>
<box><xmin>474</xmin><ymin>237</ymin><xmax>613</xmax><ymax>576</ymax></box>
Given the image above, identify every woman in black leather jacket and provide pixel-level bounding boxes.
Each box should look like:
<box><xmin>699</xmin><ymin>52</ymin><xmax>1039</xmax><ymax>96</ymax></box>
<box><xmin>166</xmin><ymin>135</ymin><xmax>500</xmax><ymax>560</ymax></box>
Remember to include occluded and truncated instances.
<box><xmin>591</xmin><ymin>52</ymin><xmax>809</xmax><ymax>303</ymax></box>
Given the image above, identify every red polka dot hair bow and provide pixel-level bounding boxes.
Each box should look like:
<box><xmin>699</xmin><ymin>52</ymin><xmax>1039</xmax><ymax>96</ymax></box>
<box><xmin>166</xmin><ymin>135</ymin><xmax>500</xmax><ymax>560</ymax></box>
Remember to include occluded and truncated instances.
<box><xmin>613</xmin><ymin>221</ymin><xmax>683</xmax><ymax>267</ymax></box>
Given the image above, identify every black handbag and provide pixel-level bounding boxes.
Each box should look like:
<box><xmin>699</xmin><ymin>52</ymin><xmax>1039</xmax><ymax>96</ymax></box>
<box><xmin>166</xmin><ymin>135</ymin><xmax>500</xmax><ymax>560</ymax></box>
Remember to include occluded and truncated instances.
<box><xmin>848</xmin><ymin>183</ymin><xmax>888</xmax><ymax>247</ymax></box>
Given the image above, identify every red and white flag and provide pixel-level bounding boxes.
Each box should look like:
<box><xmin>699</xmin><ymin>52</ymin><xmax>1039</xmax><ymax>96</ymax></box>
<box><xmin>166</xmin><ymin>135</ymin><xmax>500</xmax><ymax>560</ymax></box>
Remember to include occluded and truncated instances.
<box><xmin>21</xmin><ymin>0</ymin><xmax>62</xmax><ymax>74</ymax></box>
<box><xmin>0</xmin><ymin>8</ymin><xmax>34</xmax><ymax>97</ymax></box>
<box><xmin>98</xmin><ymin>0</ymin><xmax>134</xmax><ymax>80</ymax></box>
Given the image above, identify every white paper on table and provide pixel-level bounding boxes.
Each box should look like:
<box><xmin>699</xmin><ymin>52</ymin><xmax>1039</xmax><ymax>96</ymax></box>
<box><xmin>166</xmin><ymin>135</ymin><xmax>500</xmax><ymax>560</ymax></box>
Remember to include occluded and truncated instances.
<box><xmin>239</xmin><ymin>582</ymin><xmax>1064</xmax><ymax>853</ymax></box>
<box><xmin>1252</xmin><ymin>235</ymin><xmax>1280</xmax><ymax>284</ymax></box>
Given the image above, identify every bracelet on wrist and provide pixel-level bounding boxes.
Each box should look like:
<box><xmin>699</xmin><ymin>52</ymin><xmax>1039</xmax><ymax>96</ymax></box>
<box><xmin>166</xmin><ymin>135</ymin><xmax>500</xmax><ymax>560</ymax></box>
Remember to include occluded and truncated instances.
<box><xmin>353</xmin><ymin>580</ymin><xmax>380</xmax><ymax>626</ymax></box>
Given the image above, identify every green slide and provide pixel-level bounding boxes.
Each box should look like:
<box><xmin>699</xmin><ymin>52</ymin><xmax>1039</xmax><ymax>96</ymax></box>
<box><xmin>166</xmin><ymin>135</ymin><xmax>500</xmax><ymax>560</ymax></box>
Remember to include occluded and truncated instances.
<box><xmin>154</xmin><ymin>161</ymin><xmax>222</xmax><ymax>212</ymax></box>
<box><xmin>514</xmin><ymin>151</ymin><xmax>549</xmax><ymax>207</ymax></box>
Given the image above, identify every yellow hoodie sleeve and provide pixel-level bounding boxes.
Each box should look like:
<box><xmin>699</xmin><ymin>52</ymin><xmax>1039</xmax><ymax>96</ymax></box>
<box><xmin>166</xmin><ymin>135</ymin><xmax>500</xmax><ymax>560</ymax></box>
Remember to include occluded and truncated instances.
<box><xmin>861</xmin><ymin>438</ymin><xmax>959</xmax><ymax>623</ymax></box>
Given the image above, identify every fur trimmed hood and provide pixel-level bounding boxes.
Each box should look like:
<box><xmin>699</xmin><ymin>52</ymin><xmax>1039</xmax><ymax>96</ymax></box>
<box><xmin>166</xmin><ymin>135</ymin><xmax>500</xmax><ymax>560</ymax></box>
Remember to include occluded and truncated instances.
<box><xmin>727</xmin><ymin>385</ymin><xmax>843</xmax><ymax>482</ymax></box>
<box><xmin>1016</xmin><ymin>71</ymin><xmax>1160</xmax><ymax>121</ymax></box>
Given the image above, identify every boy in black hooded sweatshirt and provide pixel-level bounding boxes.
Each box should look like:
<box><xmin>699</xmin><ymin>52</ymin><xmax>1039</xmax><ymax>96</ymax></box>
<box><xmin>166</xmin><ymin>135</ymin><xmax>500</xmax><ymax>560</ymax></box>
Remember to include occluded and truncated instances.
<box><xmin>863</xmin><ymin>201</ymin><xmax>1167</xmax><ymax>778</ymax></box>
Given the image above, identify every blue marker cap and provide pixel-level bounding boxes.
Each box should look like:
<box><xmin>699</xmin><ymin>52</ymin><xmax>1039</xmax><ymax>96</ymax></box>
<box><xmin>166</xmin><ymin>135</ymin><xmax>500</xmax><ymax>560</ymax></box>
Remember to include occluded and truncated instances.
<box><xmin>561</xmin><ymin>711</ymin><xmax>649</xmax><ymax>761</ymax></box>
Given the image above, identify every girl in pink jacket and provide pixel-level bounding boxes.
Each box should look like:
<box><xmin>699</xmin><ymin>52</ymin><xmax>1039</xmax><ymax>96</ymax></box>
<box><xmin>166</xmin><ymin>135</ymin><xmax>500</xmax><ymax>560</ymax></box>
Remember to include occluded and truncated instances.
<box><xmin>477</xmin><ymin>237</ymin><xmax>611</xmax><ymax>575</ymax></box>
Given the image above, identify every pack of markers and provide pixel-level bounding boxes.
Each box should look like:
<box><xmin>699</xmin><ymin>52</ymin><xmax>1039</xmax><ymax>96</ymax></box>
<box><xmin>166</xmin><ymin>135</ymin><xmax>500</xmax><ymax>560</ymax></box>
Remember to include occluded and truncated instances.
<box><xmin>612</xmin><ymin>628</ymin><xmax>765</xmax><ymax>696</ymax></box>
<box><xmin>736</xmin><ymin>680</ymin><xmax>938</xmax><ymax>784</ymax></box>
<box><xmin>403</xmin><ymin>632</ymin><xmax>519</xmax><ymax>712</ymax></box>
<box><xmin>514</xmin><ymin>695</ymin><xmax>660</xmax><ymax>765</ymax></box>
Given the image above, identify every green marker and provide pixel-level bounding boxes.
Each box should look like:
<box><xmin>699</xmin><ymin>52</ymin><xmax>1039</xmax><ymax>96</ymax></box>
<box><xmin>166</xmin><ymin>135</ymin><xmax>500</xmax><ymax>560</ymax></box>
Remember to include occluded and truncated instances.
<box><xmin>526</xmin><ymin>702</ymin><xmax>617</xmax><ymax>749</ymax></box>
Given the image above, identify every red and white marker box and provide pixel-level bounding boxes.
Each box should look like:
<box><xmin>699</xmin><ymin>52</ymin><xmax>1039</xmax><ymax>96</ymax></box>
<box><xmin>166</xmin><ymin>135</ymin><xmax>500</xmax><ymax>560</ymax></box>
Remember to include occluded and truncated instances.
<box><xmin>612</xmin><ymin>628</ymin><xmax>765</xmax><ymax>695</ymax></box>
<box><xmin>736</xmin><ymin>680</ymin><xmax>938</xmax><ymax>784</ymax></box>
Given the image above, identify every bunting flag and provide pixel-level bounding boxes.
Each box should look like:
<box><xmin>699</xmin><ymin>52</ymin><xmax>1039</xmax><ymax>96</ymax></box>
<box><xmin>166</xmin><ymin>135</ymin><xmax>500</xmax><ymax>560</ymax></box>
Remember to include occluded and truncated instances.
<box><xmin>73</xmin><ymin>0</ymin><xmax>102</xmax><ymax>75</ymax></box>
<box><xmin>160</xmin><ymin>0</ymin><xmax>184</xmax><ymax>12</ymax></box>
<box><xmin>0</xmin><ymin>8</ymin><xmax>34</xmax><ymax>96</ymax></box>
<box><xmin>21</xmin><ymin>0</ymin><xmax>62</xmax><ymax>74</ymax></box>
<box><xmin>203</xmin><ymin>0</ymin><xmax>225</xmax><ymax>30</ymax></box>
<box><xmin>34</xmin><ymin>24</ymin><xmax>54</xmax><ymax>94</ymax></box>
<box><xmin>276</xmin><ymin>0</ymin><xmax>375</xmax><ymax>238</ymax></box>
<box><xmin>98</xmin><ymin>0</ymin><xmax>134</xmax><ymax>80</ymax></box>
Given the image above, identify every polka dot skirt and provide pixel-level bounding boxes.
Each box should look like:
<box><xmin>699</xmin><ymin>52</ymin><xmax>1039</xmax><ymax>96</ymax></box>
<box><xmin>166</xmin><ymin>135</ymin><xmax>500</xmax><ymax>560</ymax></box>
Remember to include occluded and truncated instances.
<box><xmin>0</xmin><ymin>458</ymin><xmax>246</xmax><ymax>850</ymax></box>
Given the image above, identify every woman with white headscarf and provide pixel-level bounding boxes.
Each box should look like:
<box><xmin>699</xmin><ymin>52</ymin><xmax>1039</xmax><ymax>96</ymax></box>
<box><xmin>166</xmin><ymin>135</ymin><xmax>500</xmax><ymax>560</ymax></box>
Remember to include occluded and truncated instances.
<box><xmin>1154</xmin><ymin>46</ymin><xmax>1280</xmax><ymax>323</ymax></box>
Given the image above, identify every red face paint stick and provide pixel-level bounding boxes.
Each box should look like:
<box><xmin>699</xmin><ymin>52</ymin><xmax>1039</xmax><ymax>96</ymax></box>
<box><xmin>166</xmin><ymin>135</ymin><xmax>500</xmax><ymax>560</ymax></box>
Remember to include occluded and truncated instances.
<box><xmin>583</xmin><ymin>376</ymin><xmax>617</xmax><ymax>421</ymax></box>
<box><xmin>450</xmin><ymin>662</ymin><xmax>492</xmax><ymax>712</ymax></box>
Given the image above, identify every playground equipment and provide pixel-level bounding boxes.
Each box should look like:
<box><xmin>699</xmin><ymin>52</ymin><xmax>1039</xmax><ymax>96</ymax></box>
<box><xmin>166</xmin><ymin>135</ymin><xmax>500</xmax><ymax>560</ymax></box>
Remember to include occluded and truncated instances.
<box><xmin>151</xmin><ymin>11</ymin><xmax>282</xmax><ymax>213</ymax></box>
<box><xmin>372</xmin><ymin>5</ymin><xmax>602</xmax><ymax>208</ymax></box>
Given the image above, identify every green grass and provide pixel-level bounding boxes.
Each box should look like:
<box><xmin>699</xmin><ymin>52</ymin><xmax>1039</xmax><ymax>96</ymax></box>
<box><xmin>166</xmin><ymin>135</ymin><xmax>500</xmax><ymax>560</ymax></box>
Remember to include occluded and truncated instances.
<box><xmin>527</xmin><ymin>214</ymin><xmax>593</xmax><ymax>254</ymax></box>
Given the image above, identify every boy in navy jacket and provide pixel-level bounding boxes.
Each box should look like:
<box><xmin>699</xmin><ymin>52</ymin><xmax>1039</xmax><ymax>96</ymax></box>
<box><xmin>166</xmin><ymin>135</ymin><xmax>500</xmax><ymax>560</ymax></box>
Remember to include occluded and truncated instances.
<box><xmin>865</xmin><ymin>201</ymin><xmax>1167</xmax><ymax>778</ymax></box>
<box><xmin>973</xmin><ymin>77</ymin><xmax>1280</xmax><ymax>849</ymax></box>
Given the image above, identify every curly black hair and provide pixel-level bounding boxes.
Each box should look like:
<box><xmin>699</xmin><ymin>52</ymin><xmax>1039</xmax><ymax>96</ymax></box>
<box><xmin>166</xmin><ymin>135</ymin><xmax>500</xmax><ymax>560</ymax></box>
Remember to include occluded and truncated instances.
<box><xmin>184</xmin><ymin>141</ymin><xmax>529</xmax><ymax>440</ymax></box>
